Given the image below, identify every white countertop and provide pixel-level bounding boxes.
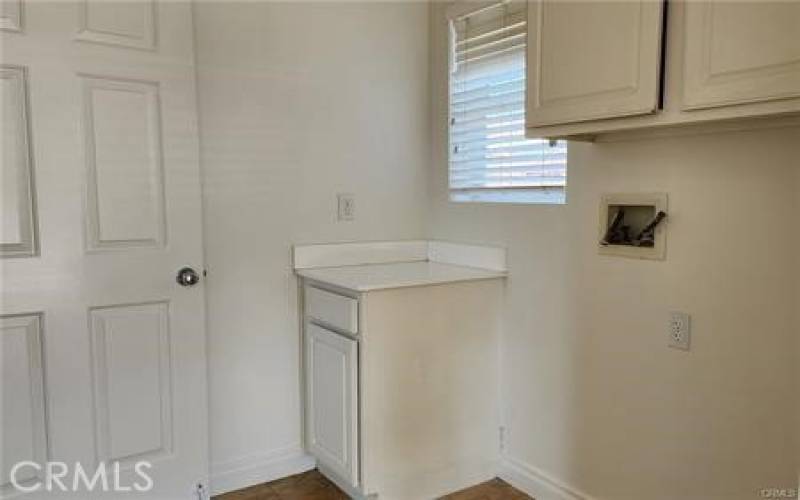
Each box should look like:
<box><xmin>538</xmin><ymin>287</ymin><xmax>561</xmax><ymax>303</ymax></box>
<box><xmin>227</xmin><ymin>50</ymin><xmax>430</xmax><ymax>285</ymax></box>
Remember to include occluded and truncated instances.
<box><xmin>296</xmin><ymin>261</ymin><xmax>506</xmax><ymax>292</ymax></box>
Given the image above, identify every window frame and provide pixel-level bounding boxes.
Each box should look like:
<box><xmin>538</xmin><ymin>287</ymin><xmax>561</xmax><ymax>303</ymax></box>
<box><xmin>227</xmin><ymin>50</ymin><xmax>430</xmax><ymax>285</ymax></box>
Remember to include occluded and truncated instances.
<box><xmin>446</xmin><ymin>0</ymin><xmax>568</xmax><ymax>205</ymax></box>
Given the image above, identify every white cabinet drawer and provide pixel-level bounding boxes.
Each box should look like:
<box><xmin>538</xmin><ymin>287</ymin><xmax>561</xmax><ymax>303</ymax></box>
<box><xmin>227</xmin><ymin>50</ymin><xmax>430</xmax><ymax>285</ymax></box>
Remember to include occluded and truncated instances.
<box><xmin>305</xmin><ymin>286</ymin><xmax>358</xmax><ymax>334</ymax></box>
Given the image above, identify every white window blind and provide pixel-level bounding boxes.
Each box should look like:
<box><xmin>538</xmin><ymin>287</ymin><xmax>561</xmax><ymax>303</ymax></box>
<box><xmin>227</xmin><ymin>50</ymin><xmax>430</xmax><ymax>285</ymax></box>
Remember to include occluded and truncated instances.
<box><xmin>449</xmin><ymin>1</ymin><xmax>567</xmax><ymax>204</ymax></box>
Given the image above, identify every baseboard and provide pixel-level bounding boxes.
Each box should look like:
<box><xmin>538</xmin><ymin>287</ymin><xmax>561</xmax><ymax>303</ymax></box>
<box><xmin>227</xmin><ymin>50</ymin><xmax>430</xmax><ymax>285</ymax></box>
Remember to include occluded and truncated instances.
<box><xmin>498</xmin><ymin>455</ymin><xmax>596</xmax><ymax>500</ymax></box>
<box><xmin>210</xmin><ymin>445</ymin><xmax>316</xmax><ymax>495</ymax></box>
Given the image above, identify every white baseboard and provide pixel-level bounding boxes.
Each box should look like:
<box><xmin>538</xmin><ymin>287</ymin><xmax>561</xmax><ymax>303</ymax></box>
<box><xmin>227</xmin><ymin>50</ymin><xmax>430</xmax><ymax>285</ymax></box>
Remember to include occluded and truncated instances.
<box><xmin>210</xmin><ymin>445</ymin><xmax>316</xmax><ymax>496</ymax></box>
<box><xmin>211</xmin><ymin>449</ymin><xmax>591</xmax><ymax>499</ymax></box>
<box><xmin>498</xmin><ymin>455</ymin><xmax>596</xmax><ymax>500</ymax></box>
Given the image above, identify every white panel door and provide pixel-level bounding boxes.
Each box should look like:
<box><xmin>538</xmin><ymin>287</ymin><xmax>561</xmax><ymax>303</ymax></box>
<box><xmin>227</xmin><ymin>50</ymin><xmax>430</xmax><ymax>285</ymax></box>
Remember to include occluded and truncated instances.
<box><xmin>526</xmin><ymin>0</ymin><xmax>664</xmax><ymax>127</ymax></box>
<box><xmin>1</xmin><ymin>1</ymin><xmax>208</xmax><ymax>498</ymax></box>
<box><xmin>683</xmin><ymin>1</ymin><xmax>800</xmax><ymax>110</ymax></box>
<box><xmin>305</xmin><ymin>323</ymin><xmax>359</xmax><ymax>488</ymax></box>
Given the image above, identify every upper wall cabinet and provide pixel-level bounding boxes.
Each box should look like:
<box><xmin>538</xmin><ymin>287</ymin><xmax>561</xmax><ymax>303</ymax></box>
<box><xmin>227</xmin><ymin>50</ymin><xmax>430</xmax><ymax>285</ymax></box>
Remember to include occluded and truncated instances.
<box><xmin>683</xmin><ymin>1</ymin><xmax>800</xmax><ymax>110</ymax></box>
<box><xmin>526</xmin><ymin>0</ymin><xmax>665</xmax><ymax>127</ymax></box>
<box><xmin>526</xmin><ymin>0</ymin><xmax>800</xmax><ymax>140</ymax></box>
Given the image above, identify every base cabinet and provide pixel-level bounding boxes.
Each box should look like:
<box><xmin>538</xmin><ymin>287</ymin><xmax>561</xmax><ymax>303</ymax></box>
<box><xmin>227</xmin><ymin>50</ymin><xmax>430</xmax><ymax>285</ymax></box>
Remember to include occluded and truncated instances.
<box><xmin>305</xmin><ymin>323</ymin><xmax>359</xmax><ymax>487</ymax></box>
<box><xmin>302</xmin><ymin>280</ymin><xmax>503</xmax><ymax>500</ymax></box>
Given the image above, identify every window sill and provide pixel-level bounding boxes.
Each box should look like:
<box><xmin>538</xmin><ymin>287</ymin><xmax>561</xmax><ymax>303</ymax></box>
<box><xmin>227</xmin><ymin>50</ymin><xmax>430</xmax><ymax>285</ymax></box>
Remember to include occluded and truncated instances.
<box><xmin>449</xmin><ymin>188</ymin><xmax>566</xmax><ymax>205</ymax></box>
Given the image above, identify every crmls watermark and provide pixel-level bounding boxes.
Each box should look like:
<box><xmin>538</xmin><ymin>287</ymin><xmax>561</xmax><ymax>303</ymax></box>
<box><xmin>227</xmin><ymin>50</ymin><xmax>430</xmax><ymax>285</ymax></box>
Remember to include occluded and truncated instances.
<box><xmin>760</xmin><ymin>488</ymin><xmax>799</xmax><ymax>499</ymax></box>
<box><xmin>9</xmin><ymin>461</ymin><xmax>154</xmax><ymax>493</ymax></box>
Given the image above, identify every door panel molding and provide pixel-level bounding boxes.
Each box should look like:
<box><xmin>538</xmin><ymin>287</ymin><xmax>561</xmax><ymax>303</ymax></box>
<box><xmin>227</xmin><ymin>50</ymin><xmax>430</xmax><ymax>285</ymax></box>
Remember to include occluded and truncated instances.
<box><xmin>75</xmin><ymin>0</ymin><xmax>157</xmax><ymax>51</ymax></box>
<box><xmin>1</xmin><ymin>313</ymin><xmax>49</xmax><ymax>494</ymax></box>
<box><xmin>81</xmin><ymin>75</ymin><xmax>167</xmax><ymax>252</ymax></box>
<box><xmin>89</xmin><ymin>301</ymin><xmax>174</xmax><ymax>466</ymax></box>
<box><xmin>1</xmin><ymin>65</ymin><xmax>38</xmax><ymax>258</ymax></box>
<box><xmin>0</xmin><ymin>0</ymin><xmax>23</xmax><ymax>32</ymax></box>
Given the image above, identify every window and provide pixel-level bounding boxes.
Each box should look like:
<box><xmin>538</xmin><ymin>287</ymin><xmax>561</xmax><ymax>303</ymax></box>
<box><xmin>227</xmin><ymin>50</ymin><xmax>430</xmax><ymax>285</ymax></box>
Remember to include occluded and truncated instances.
<box><xmin>448</xmin><ymin>1</ymin><xmax>567</xmax><ymax>204</ymax></box>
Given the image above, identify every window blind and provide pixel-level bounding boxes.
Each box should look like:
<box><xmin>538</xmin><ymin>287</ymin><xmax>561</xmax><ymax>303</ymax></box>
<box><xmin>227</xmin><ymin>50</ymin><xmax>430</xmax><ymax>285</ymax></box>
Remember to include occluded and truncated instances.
<box><xmin>449</xmin><ymin>1</ymin><xmax>567</xmax><ymax>204</ymax></box>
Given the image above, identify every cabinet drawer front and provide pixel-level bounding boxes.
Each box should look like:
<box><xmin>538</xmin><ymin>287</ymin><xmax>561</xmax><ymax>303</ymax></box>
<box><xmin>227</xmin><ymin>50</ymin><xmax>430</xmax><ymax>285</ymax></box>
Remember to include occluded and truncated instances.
<box><xmin>305</xmin><ymin>286</ymin><xmax>358</xmax><ymax>334</ymax></box>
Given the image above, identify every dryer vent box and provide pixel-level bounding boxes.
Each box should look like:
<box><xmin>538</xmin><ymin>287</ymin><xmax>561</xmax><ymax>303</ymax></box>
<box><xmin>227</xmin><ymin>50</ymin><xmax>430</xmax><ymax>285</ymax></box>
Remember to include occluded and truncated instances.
<box><xmin>598</xmin><ymin>193</ymin><xmax>668</xmax><ymax>260</ymax></box>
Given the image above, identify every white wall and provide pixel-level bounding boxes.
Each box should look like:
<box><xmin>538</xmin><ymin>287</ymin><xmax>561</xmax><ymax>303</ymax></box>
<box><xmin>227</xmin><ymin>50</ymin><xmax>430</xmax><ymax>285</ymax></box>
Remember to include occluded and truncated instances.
<box><xmin>193</xmin><ymin>2</ymin><xmax>429</xmax><ymax>491</ymax></box>
<box><xmin>429</xmin><ymin>3</ymin><xmax>799</xmax><ymax>499</ymax></box>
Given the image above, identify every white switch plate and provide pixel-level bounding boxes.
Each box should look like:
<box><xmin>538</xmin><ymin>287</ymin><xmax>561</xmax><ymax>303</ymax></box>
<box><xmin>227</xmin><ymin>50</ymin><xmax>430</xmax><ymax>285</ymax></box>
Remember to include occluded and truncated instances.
<box><xmin>668</xmin><ymin>311</ymin><xmax>691</xmax><ymax>351</ymax></box>
<box><xmin>337</xmin><ymin>193</ymin><xmax>355</xmax><ymax>221</ymax></box>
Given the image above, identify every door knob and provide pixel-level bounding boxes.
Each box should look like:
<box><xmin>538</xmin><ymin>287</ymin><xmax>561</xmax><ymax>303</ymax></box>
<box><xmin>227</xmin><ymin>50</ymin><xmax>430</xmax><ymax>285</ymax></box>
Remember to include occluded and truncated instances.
<box><xmin>176</xmin><ymin>267</ymin><xmax>201</xmax><ymax>287</ymax></box>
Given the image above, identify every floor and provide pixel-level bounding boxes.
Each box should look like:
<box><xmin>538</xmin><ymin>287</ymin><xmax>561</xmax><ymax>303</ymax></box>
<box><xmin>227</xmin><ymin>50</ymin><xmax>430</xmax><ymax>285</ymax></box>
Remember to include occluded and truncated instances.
<box><xmin>440</xmin><ymin>478</ymin><xmax>532</xmax><ymax>500</ymax></box>
<box><xmin>213</xmin><ymin>469</ymin><xmax>532</xmax><ymax>500</ymax></box>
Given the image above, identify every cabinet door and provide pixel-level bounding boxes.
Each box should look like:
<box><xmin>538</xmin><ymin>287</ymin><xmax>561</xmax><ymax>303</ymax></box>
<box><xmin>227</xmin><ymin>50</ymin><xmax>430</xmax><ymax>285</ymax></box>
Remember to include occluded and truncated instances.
<box><xmin>526</xmin><ymin>0</ymin><xmax>665</xmax><ymax>127</ymax></box>
<box><xmin>683</xmin><ymin>1</ymin><xmax>800</xmax><ymax>110</ymax></box>
<box><xmin>305</xmin><ymin>323</ymin><xmax>359</xmax><ymax>486</ymax></box>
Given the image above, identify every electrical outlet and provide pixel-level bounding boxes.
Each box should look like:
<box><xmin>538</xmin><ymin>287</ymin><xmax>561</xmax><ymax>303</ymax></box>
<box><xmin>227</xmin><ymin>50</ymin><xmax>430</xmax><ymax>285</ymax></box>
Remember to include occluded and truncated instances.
<box><xmin>668</xmin><ymin>311</ymin><xmax>691</xmax><ymax>351</ymax></box>
<box><xmin>337</xmin><ymin>193</ymin><xmax>355</xmax><ymax>221</ymax></box>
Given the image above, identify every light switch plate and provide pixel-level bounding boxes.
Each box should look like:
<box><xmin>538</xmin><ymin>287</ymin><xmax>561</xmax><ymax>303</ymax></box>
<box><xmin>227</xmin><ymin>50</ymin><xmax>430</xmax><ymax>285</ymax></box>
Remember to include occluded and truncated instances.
<box><xmin>337</xmin><ymin>193</ymin><xmax>355</xmax><ymax>221</ymax></box>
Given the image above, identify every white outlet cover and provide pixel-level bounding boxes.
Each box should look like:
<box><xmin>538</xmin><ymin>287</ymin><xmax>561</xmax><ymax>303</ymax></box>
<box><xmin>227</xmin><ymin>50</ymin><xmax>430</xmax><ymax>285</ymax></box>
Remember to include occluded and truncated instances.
<box><xmin>668</xmin><ymin>311</ymin><xmax>691</xmax><ymax>351</ymax></box>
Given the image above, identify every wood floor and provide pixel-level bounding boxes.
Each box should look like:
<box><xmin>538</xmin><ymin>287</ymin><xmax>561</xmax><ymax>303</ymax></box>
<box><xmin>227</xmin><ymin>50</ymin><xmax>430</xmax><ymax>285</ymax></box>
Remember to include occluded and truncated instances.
<box><xmin>213</xmin><ymin>469</ymin><xmax>532</xmax><ymax>500</ymax></box>
<box><xmin>439</xmin><ymin>478</ymin><xmax>532</xmax><ymax>500</ymax></box>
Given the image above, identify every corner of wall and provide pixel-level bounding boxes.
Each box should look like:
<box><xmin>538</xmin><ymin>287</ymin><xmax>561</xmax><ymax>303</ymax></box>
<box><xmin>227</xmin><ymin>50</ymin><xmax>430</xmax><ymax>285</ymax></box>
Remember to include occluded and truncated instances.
<box><xmin>498</xmin><ymin>456</ymin><xmax>597</xmax><ymax>500</ymax></box>
<box><xmin>210</xmin><ymin>445</ymin><xmax>315</xmax><ymax>496</ymax></box>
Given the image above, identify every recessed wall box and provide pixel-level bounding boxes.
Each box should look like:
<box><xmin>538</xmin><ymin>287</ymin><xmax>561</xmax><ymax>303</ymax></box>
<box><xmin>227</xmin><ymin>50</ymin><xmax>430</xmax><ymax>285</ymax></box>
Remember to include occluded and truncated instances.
<box><xmin>599</xmin><ymin>193</ymin><xmax>668</xmax><ymax>260</ymax></box>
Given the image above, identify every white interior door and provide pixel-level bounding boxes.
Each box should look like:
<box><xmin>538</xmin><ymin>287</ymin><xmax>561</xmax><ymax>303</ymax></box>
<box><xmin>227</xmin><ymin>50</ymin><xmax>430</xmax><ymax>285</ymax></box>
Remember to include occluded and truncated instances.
<box><xmin>1</xmin><ymin>1</ymin><xmax>208</xmax><ymax>498</ymax></box>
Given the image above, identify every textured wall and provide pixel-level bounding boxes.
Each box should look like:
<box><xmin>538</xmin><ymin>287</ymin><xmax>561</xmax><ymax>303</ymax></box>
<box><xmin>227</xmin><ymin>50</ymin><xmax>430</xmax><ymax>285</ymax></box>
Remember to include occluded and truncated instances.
<box><xmin>194</xmin><ymin>2</ymin><xmax>429</xmax><ymax>490</ymax></box>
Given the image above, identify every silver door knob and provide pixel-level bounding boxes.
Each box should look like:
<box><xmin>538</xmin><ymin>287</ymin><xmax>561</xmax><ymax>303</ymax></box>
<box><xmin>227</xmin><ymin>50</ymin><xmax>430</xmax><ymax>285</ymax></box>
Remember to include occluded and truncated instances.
<box><xmin>176</xmin><ymin>267</ymin><xmax>201</xmax><ymax>287</ymax></box>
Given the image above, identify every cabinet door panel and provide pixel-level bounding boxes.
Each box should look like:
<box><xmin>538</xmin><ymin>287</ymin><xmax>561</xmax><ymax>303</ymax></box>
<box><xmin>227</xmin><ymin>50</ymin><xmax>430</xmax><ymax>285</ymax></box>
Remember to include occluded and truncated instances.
<box><xmin>526</xmin><ymin>0</ymin><xmax>664</xmax><ymax>127</ymax></box>
<box><xmin>305</xmin><ymin>323</ymin><xmax>359</xmax><ymax>487</ymax></box>
<box><xmin>683</xmin><ymin>1</ymin><xmax>800</xmax><ymax>110</ymax></box>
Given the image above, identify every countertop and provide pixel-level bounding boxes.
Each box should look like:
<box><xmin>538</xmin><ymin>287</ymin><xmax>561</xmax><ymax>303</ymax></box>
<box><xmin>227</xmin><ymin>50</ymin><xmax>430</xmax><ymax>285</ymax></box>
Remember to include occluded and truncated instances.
<box><xmin>295</xmin><ymin>261</ymin><xmax>506</xmax><ymax>292</ymax></box>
